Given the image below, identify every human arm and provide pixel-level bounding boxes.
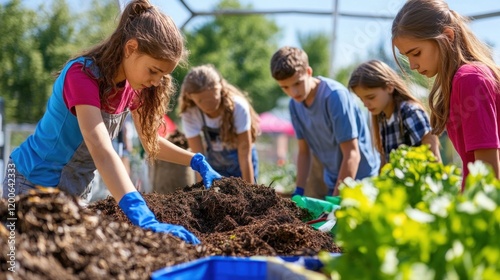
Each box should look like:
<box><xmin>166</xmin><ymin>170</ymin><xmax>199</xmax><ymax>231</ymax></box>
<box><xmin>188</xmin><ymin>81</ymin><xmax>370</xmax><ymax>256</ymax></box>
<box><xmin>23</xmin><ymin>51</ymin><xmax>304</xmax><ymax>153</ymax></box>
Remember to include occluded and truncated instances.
<box><xmin>186</xmin><ymin>135</ymin><xmax>205</xmax><ymax>183</ymax></box>
<box><xmin>452</xmin><ymin>65</ymin><xmax>499</xmax><ymax>180</ymax></box>
<box><xmin>237</xmin><ymin>130</ymin><xmax>255</xmax><ymax>183</ymax></box>
<box><xmin>75</xmin><ymin>105</ymin><xmax>199</xmax><ymax>244</ymax></box>
<box><xmin>295</xmin><ymin>139</ymin><xmax>312</xmax><ymax>195</ymax></box>
<box><xmin>443</xmin><ymin>64</ymin><xmax>500</xmax><ymax>182</ymax></box>
<box><xmin>421</xmin><ymin>133</ymin><xmax>442</xmax><ymax>163</ymax></box>
<box><xmin>131</xmin><ymin>110</ymin><xmax>221</xmax><ymax>188</ymax></box>
<box><xmin>335</xmin><ymin>138</ymin><xmax>361</xmax><ymax>196</ymax></box>
<box><xmin>231</xmin><ymin>96</ymin><xmax>255</xmax><ymax>183</ymax></box>
<box><xmin>324</xmin><ymin>85</ymin><xmax>363</xmax><ymax>194</ymax></box>
<box><xmin>76</xmin><ymin>105</ymin><xmax>136</xmax><ymax>200</ymax></box>
<box><xmin>474</xmin><ymin>149</ymin><xmax>500</xmax><ymax>179</ymax></box>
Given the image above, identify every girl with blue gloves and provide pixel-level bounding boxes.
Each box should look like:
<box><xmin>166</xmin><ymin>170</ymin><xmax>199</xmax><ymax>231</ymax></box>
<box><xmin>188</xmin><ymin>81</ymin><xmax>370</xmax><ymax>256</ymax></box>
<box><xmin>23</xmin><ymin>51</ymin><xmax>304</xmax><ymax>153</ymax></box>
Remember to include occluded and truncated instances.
<box><xmin>1</xmin><ymin>0</ymin><xmax>221</xmax><ymax>244</ymax></box>
<box><xmin>178</xmin><ymin>64</ymin><xmax>260</xmax><ymax>184</ymax></box>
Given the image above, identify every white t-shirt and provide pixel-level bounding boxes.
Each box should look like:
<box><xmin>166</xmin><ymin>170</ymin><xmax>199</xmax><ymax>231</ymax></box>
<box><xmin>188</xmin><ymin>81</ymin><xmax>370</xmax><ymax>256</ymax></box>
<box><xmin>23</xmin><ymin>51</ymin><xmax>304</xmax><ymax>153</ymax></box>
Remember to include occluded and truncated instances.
<box><xmin>181</xmin><ymin>95</ymin><xmax>251</xmax><ymax>140</ymax></box>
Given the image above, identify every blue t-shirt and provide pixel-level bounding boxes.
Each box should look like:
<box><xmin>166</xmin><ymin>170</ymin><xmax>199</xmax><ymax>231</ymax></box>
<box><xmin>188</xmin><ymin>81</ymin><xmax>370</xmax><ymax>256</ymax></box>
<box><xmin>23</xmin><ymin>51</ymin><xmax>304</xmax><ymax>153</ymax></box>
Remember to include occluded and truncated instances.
<box><xmin>290</xmin><ymin>76</ymin><xmax>380</xmax><ymax>190</ymax></box>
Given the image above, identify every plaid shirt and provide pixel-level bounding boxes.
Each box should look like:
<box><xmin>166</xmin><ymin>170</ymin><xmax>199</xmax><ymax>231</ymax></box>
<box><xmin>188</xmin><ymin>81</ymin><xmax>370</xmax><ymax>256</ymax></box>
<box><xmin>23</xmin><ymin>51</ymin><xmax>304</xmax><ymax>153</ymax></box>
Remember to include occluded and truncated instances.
<box><xmin>378</xmin><ymin>101</ymin><xmax>431</xmax><ymax>161</ymax></box>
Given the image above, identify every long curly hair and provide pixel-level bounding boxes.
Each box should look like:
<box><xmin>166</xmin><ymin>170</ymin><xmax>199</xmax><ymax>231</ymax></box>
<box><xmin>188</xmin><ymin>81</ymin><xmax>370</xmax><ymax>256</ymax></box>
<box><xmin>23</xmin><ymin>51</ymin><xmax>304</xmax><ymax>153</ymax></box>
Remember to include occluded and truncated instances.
<box><xmin>178</xmin><ymin>64</ymin><xmax>260</xmax><ymax>147</ymax></box>
<box><xmin>68</xmin><ymin>0</ymin><xmax>186</xmax><ymax>159</ymax></box>
<box><xmin>348</xmin><ymin>59</ymin><xmax>427</xmax><ymax>158</ymax></box>
<box><xmin>392</xmin><ymin>0</ymin><xmax>500</xmax><ymax>135</ymax></box>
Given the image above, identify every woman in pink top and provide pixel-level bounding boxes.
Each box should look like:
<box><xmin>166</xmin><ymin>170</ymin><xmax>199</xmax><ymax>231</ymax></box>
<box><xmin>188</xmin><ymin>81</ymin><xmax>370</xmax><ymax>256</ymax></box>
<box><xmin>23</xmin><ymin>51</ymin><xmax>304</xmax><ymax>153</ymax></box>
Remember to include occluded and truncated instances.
<box><xmin>391</xmin><ymin>0</ymin><xmax>500</xmax><ymax>190</ymax></box>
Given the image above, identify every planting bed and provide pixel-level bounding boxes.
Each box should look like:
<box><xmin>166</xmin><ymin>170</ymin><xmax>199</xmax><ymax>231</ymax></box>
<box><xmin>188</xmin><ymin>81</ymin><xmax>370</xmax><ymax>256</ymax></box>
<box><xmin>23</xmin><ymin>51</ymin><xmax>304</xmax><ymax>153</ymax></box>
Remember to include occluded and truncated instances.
<box><xmin>1</xmin><ymin>177</ymin><xmax>339</xmax><ymax>279</ymax></box>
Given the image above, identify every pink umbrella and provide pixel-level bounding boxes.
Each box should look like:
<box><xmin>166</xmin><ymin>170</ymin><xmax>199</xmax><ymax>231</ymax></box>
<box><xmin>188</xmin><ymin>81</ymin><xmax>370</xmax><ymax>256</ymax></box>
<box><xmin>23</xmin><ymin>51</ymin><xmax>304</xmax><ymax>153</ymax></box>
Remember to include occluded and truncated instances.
<box><xmin>258</xmin><ymin>112</ymin><xmax>295</xmax><ymax>136</ymax></box>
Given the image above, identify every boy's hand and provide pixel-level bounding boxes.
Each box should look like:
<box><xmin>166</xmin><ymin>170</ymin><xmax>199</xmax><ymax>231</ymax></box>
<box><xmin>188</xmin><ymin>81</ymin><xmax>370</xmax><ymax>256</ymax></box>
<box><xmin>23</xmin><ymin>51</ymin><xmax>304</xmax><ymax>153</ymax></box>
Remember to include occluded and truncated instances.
<box><xmin>293</xmin><ymin>186</ymin><xmax>305</xmax><ymax>196</ymax></box>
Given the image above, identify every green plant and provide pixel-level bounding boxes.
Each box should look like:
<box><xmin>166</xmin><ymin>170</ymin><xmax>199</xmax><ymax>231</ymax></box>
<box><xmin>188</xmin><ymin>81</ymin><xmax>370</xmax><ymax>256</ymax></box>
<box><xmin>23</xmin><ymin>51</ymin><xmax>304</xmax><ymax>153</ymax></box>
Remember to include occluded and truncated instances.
<box><xmin>259</xmin><ymin>161</ymin><xmax>296</xmax><ymax>194</ymax></box>
<box><xmin>320</xmin><ymin>145</ymin><xmax>500</xmax><ymax>279</ymax></box>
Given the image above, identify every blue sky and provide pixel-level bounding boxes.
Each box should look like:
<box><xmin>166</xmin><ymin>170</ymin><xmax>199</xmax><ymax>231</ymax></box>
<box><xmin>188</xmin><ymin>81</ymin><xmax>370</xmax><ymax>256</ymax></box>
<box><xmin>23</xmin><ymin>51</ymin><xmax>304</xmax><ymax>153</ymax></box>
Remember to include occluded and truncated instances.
<box><xmin>15</xmin><ymin>0</ymin><xmax>500</xmax><ymax>72</ymax></box>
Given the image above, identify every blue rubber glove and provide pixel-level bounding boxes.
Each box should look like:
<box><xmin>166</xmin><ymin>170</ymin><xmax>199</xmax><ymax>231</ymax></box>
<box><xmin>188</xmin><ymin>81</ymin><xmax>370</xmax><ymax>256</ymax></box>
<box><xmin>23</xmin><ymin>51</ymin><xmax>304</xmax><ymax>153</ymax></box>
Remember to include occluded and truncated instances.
<box><xmin>119</xmin><ymin>191</ymin><xmax>200</xmax><ymax>244</ymax></box>
<box><xmin>190</xmin><ymin>153</ymin><xmax>222</xmax><ymax>189</ymax></box>
<box><xmin>293</xmin><ymin>186</ymin><xmax>305</xmax><ymax>196</ymax></box>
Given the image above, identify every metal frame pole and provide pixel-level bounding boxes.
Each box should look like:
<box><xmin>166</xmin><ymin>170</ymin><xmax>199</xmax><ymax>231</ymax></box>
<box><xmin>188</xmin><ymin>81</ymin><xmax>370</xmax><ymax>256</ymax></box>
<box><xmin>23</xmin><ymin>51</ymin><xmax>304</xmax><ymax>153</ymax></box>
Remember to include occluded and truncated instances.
<box><xmin>330</xmin><ymin>0</ymin><xmax>339</xmax><ymax>77</ymax></box>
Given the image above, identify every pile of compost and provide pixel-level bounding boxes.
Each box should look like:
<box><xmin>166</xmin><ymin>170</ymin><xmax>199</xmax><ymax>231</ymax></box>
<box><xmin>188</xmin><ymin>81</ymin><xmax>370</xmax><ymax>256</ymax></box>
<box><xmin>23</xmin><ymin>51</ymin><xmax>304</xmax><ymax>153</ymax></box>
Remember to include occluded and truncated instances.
<box><xmin>1</xmin><ymin>177</ymin><xmax>340</xmax><ymax>280</ymax></box>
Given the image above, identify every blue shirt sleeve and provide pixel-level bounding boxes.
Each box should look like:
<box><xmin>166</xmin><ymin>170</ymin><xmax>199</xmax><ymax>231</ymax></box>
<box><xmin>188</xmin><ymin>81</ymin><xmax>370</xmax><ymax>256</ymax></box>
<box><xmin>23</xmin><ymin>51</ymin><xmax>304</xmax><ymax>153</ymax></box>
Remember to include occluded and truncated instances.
<box><xmin>328</xmin><ymin>87</ymin><xmax>359</xmax><ymax>143</ymax></box>
<box><xmin>289</xmin><ymin>100</ymin><xmax>304</xmax><ymax>139</ymax></box>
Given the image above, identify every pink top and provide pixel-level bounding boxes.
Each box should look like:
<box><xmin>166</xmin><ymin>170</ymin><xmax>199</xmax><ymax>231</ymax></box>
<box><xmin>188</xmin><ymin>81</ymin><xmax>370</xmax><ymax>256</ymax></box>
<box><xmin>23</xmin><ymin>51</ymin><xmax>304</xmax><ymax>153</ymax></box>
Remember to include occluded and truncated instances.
<box><xmin>62</xmin><ymin>63</ymin><xmax>140</xmax><ymax>115</ymax></box>
<box><xmin>446</xmin><ymin>63</ymin><xmax>500</xmax><ymax>188</ymax></box>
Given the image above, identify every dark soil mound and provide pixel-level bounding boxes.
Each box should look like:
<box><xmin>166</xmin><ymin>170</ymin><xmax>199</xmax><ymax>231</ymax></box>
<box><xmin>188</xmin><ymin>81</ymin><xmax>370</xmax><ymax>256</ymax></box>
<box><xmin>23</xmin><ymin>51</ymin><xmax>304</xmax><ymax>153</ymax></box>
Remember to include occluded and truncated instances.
<box><xmin>1</xmin><ymin>177</ymin><xmax>340</xmax><ymax>280</ymax></box>
<box><xmin>0</xmin><ymin>189</ymin><xmax>204</xmax><ymax>280</ymax></box>
<box><xmin>90</xmin><ymin>177</ymin><xmax>339</xmax><ymax>256</ymax></box>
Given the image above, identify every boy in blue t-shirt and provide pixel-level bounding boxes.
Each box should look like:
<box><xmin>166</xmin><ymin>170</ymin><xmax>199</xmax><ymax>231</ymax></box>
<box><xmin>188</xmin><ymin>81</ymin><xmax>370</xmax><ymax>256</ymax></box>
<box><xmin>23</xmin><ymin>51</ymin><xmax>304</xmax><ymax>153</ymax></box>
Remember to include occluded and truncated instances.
<box><xmin>270</xmin><ymin>46</ymin><xmax>380</xmax><ymax>196</ymax></box>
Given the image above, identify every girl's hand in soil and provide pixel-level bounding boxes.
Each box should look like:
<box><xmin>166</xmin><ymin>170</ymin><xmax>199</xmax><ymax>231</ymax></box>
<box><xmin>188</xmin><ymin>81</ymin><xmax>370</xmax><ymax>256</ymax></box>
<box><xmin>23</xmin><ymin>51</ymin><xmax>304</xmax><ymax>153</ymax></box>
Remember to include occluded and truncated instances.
<box><xmin>190</xmin><ymin>153</ymin><xmax>222</xmax><ymax>188</ymax></box>
<box><xmin>149</xmin><ymin>223</ymin><xmax>201</xmax><ymax>245</ymax></box>
<box><xmin>118</xmin><ymin>191</ymin><xmax>201</xmax><ymax>244</ymax></box>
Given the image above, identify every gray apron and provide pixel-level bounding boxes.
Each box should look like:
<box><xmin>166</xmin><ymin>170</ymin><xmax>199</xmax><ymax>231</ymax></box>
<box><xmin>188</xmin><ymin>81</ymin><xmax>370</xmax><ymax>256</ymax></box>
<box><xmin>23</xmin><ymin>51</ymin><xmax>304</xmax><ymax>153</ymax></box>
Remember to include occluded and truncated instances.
<box><xmin>200</xmin><ymin>109</ymin><xmax>258</xmax><ymax>179</ymax></box>
<box><xmin>58</xmin><ymin>110</ymin><xmax>129</xmax><ymax>202</ymax></box>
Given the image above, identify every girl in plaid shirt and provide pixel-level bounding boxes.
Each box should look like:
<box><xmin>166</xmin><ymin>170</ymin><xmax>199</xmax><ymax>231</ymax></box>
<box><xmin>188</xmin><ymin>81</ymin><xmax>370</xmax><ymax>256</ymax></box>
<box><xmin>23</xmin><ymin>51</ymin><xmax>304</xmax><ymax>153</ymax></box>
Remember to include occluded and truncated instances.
<box><xmin>348</xmin><ymin>60</ymin><xmax>442</xmax><ymax>167</ymax></box>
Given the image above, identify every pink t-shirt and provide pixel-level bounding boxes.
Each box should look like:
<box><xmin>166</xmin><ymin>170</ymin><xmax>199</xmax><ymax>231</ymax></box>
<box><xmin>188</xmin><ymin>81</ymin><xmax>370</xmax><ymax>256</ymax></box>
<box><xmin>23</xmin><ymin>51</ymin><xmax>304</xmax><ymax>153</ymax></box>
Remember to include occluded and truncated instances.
<box><xmin>447</xmin><ymin>63</ymin><xmax>500</xmax><ymax>186</ymax></box>
<box><xmin>63</xmin><ymin>63</ymin><xmax>140</xmax><ymax>115</ymax></box>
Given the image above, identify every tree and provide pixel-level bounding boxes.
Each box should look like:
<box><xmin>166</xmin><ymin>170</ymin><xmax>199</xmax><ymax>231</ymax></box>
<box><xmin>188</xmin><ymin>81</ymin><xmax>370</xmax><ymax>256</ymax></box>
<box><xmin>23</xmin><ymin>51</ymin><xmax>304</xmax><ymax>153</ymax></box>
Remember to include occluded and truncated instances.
<box><xmin>32</xmin><ymin>0</ymin><xmax>119</xmax><ymax>121</ymax></box>
<box><xmin>299</xmin><ymin>31</ymin><xmax>331</xmax><ymax>78</ymax></box>
<box><xmin>171</xmin><ymin>0</ymin><xmax>281</xmax><ymax>115</ymax></box>
<box><xmin>0</xmin><ymin>0</ymin><xmax>118</xmax><ymax>123</ymax></box>
<box><xmin>36</xmin><ymin>0</ymin><xmax>78</xmax><ymax>72</ymax></box>
<box><xmin>76</xmin><ymin>0</ymin><xmax>120</xmax><ymax>47</ymax></box>
<box><xmin>0</xmin><ymin>0</ymin><xmax>47</xmax><ymax>123</ymax></box>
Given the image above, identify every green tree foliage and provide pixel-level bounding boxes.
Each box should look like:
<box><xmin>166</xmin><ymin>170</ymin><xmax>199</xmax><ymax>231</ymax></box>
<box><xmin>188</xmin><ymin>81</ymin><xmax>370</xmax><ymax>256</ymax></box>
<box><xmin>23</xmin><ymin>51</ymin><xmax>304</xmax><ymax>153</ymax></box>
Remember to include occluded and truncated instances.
<box><xmin>77</xmin><ymin>0</ymin><xmax>120</xmax><ymax>46</ymax></box>
<box><xmin>298</xmin><ymin>31</ymin><xmax>330</xmax><ymax>78</ymax></box>
<box><xmin>0</xmin><ymin>0</ymin><xmax>47</xmax><ymax>122</ymax></box>
<box><xmin>333</xmin><ymin>64</ymin><xmax>357</xmax><ymax>87</ymax></box>
<box><xmin>0</xmin><ymin>0</ymin><xmax>118</xmax><ymax>123</ymax></box>
<box><xmin>173</xmin><ymin>0</ymin><xmax>281</xmax><ymax>115</ymax></box>
<box><xmin>36</xmin><ymin>0</ymin><xmax>78</xmax><ymax>72</ymax></box>
<box><xmin>1</xmin><ymin>0</ymin><xmax>333</xmax><ymax>123</ymax></box>
<box><xmin>298</xmin><ymin>31</ymin><xmax>356</xmax><ymax>87</ymax></box>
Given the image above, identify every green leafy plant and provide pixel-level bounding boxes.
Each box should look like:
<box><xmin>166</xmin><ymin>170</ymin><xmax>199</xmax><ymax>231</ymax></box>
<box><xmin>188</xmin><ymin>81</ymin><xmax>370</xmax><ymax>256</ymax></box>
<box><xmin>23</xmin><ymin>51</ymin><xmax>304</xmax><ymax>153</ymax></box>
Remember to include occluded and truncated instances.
<box><xmin>320</xmin><ymin>145</ymin><xmax>500</xmax><ymax>279</ymax></box>
<box><xmin>259</xmin><ymin>161</ymin><xmax>296</xmax><ymax>194</ymax></box>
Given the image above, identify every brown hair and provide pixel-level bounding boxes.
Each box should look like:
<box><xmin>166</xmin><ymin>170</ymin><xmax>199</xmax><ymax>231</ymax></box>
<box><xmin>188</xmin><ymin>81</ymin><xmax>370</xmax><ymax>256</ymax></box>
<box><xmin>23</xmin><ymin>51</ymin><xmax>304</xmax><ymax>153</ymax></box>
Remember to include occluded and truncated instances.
<box><xmin>69</xmin><ymin>0</ymin><xmax>186</xmax><ymax>159</ymax></box>
<box><xmin>348</xmin><ymin>59</ymin><xmax>427</xmax><ymax>158</ymax></box>
<box><xmin>391</xmin><ymin>0</ymin><xmax>500</xmax><ymax>135</ymax></box>
<box><xmin>178</xmin><ymin>64</ymin><xmax>260</xmax><ymax>146</ymax></box>
<box><xmin>270</xmin><ymin>46</ymin><xmax>309</xmax><ymax>80</ymax></box>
